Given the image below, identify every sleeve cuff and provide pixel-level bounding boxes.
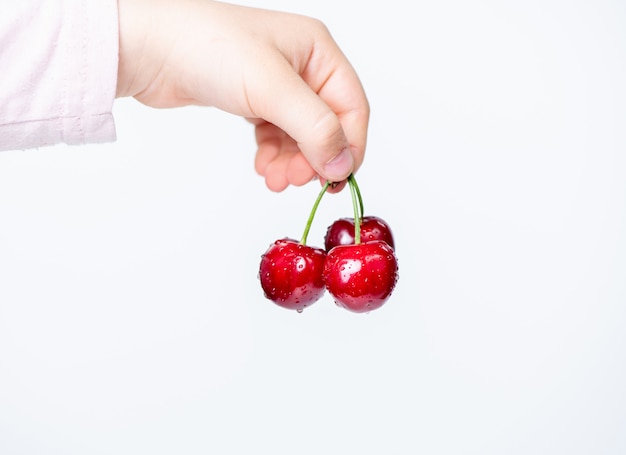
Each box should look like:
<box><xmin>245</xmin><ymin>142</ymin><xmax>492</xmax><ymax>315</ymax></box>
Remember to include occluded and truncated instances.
<box><xmin>62</xmin><ymin>0</ymin><xmax>119</xmax><ymax>145</ymax></box>
<box><xmin>0</xmin><ymin>0</ymin><xmax>119</xmax><ymax>151</ymax></box>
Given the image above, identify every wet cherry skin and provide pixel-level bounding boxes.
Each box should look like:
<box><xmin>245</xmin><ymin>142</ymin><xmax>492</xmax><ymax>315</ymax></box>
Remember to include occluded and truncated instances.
<box><xmin>324</xmin><ymin>216</ymin><xmax>395</xmax><ymax>252</ymax></box>
<box><xmin>323</xmin><ymin>240</ymin><xmax>399</xmax><ymax>313</ymax></box>
<box><xmin>259</xmin><ymin>238</ymin><xmax>327</xmax><ymax>312</ymax></box>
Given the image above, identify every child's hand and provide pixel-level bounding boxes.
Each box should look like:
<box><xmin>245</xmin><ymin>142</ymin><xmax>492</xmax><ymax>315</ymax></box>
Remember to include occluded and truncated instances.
<box><xmin>116</xmin><ymin>0</ymin><xmax>369</xmax><ymax>192</ymax></box>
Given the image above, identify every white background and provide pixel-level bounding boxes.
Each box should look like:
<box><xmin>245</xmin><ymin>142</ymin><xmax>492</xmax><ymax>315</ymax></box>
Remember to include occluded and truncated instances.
<box><xmin>1</xmin><ymin>0</ymin><xmax>626</xmax><ymax>453</ymax></box>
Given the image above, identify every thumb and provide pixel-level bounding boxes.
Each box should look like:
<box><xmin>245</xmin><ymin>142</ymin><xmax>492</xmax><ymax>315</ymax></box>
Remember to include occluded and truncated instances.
<box><xmin>248</xmin><ymin>57</ymin><xmax>362</xmax><ymax>183</ymax></box>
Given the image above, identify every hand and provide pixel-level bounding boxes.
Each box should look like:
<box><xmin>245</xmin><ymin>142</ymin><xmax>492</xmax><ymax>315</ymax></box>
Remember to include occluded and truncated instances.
<box><xmin>116</xmin><ymin>0</ymin><xmax>369</xmax><ymax>192</ymax></box>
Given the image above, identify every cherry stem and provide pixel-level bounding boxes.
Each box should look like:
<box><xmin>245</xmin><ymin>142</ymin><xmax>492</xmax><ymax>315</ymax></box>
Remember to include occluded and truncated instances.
<box><xmin>348</xmin><ymin>174</ymin><xmax>362</xmax><ymax>244</ymax></box>
<box><xmin>349</xmin><ymin>173</ymin><xmax>364</xmax><ymax>221</ymax></box>
<box><xmin>301</xmin><ymin>180</ymin><xmax>331</xmax><ymax>245</ymax></box>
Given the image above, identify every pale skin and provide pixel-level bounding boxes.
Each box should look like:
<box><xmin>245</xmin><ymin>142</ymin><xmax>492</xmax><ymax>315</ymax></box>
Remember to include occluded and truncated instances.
<box><xmin>116</xmin><ymin>0</ymin><xmax>369</xmax><ymax>193</ymax></box>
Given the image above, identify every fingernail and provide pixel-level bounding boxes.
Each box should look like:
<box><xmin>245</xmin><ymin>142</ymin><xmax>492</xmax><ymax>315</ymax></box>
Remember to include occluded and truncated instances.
<box><xmin>324</xmin><ymin>148</ymin><xmax>353</xmax><ymax>181</ymax></box>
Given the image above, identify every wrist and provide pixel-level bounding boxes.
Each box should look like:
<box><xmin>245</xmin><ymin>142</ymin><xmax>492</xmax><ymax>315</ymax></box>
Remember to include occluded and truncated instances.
<box><xmin>116</xmin><ymin>0</ymin><xmax>151</xmax><ymax>99</ymax></box>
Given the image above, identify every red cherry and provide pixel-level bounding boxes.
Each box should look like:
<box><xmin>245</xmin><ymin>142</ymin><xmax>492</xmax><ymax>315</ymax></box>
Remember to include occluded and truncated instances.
<box><xmin>324</xmin><ymin>216</ymin><xmax>395</xmax><ymax>251</ymax></box>
<box><xmin>259</xmin><ymin>238</ymin><xmax>327</xmax><ymax>312</ymax></box>
<box><xmin>323</xmin><ymin>240</ymin><xmax>399</xmax><ymax>313</ymax></box>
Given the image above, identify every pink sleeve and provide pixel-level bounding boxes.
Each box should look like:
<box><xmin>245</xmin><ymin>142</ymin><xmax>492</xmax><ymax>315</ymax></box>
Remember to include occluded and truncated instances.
<box><xmin>0</xmin><ymin>0</ymin><xmax>119</xmax><ymax>152</ymax></box>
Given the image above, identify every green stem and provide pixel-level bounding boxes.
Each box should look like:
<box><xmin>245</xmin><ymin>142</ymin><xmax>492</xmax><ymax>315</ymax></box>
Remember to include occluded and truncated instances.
<box><xmin>348</xmin><ymin>176</ymin><xmax>361</xmax><ymax>244</ymax></box>
<box><xmin>348</xmin><ymin>173</ymin><xmax>364</xmax><ymax>221</ymax></box>
<box><xmin>301</xmin><ymin>180</ymin><xmax>331</xmax><ymax>245</ymax></box>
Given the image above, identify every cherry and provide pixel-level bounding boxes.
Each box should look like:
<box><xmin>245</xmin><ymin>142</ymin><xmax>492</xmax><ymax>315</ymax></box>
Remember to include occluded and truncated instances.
<box><xmin>259</xmin><ymin>238</ymin><xmax>326</xmax><ymax>312</ymax></box>
<box><xmin>324</xmin><ymin>215</ymin><xmax>395</xmax><ymax>251</ymax></box>
<box><xmin>323</xmin><ymin>174</ymin><xmax>399</xmax><ymax>313</ymax></box>
<box><xmin>323</xmin><ymin>240</ymin><xmax>399</xmax><ymax>313</ymax></box>
<box><xmin>258</xmin><ymin>180</ymin><xmax>331</xmax><ymax>312</ymax></box>
<box><xmin>258</xmin><ymin>173</ymin><xmax>399</xmax><ymax>314</ymax></box>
